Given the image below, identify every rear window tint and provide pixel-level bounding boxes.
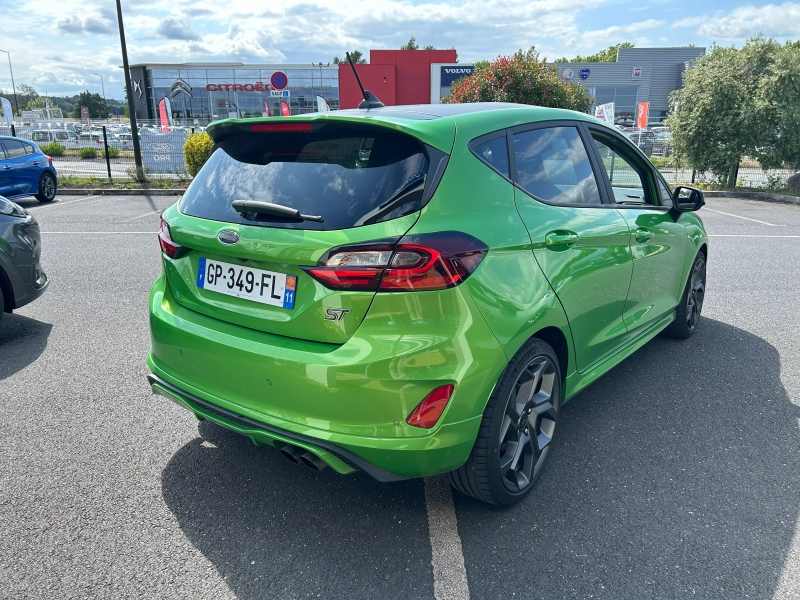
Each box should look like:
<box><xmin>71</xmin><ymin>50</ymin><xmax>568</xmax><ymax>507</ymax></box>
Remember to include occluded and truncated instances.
<box><xmin>180</xmin><ymin>125</ymin><xmax>432</xmax><ymax>231</ymax></box>
<box><xmin>472</xmin><ymin>136</ymin><xmax>509</xmax><ymax>177</ymax></box>
<box><xmin>1</xmin><ymin>140</ymin><xmax>27</xmax><ymax>159</ymax></box>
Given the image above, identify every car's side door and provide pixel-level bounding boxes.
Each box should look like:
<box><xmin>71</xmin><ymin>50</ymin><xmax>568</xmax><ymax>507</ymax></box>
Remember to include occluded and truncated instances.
<box><xmin>0</xmin><ymin>143</ymin><xmax>12</xmax><ymax>196</ymax></box>
<box><xmin>508</xmin><ymin>122</ymin><xmax>634</xmax><ymax>372</ymax></box>
<box><xmin>587</xmin><ymin>126</ymin><xmax>689</xmax><ymax>332</ymax></box>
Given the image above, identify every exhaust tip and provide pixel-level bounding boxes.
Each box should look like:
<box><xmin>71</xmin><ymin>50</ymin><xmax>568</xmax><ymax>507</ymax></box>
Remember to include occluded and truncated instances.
<box><xmin>300</xmin><ymin>451</ymin><xmax>328</xmax><ymax>471</ymax></box>
<box><xmin>279</xmin><ymin>444</ymin><xmax>305</xmax><ymax>464</ymax></box>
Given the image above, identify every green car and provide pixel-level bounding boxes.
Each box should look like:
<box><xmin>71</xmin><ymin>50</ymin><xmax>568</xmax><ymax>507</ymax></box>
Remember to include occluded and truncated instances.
<box><xmin>148</xmin><ymin>103</ymin><xmax>707</xmax><ymax>506</ymax></box>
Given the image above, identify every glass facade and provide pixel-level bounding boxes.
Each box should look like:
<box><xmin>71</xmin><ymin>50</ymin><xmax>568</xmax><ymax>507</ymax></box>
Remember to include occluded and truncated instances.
<box><xmin>144</xmin><ymin>65</ymin><xmax>340</xmax><ymax>125</ymax></box>
<box><xmin>592</xmin><ymin>86</ymin><xmax>639</xmax><ymax>122</ymax></box>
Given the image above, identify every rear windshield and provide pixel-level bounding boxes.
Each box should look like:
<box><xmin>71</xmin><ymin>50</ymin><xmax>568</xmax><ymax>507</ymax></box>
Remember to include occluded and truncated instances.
<box><xmin>180</xmin><ymin>125</ymin><xmax>431</xmax><ymax>231</ymax></box>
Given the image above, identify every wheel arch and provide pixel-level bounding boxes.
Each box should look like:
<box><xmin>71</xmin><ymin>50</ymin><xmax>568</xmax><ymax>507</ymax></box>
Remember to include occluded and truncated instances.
<box><xmin>530</xmin><ymin>326</ymin><xmax>569</xmax><ymax>385</ymax></box>
<box><xmin>0</xmin><ymin>263</ymin><xmax>15</xmax><ymax>312</ymax></box>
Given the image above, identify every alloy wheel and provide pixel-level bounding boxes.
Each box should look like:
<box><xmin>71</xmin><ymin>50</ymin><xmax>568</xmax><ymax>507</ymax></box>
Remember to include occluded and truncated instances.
<box><xmin>43</xmin><ymin>175</ymin><xmax>55</xmax><ymax>200</ymax></box>
<box><xmin>498</xmin><ymin>357</ymin><xmax>559</xmax><ymax>493</ymax></box>
<box><xmin>686</xmin><ymin>256</ymin><xmax>706</xmax><ymax>331</ymax></box>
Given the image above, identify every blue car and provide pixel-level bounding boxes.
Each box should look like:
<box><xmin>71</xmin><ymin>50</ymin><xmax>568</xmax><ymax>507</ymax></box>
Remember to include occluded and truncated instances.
<box><xmin>0</xmin><ymin>136</ymin><xmax>57</xmax><ymax>202</ymax></box>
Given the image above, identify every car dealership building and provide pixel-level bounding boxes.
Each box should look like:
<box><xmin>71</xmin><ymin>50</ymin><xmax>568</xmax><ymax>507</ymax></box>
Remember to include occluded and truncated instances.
<box><xmin>554</xmin><ymin>47</ymin><xmax>705</xmax><ymax>125</ymax></box>
<box><xmin>128</xmin><ymin>50</ymin><xmax>475</xmax><ymax>125</ymax></box>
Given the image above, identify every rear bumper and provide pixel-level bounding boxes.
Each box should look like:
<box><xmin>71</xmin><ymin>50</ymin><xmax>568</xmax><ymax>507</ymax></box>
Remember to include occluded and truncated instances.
<box><xmin>148</xmin><ymin>274</ymin><xmax>506</xmax><ymax>478</ymax></box>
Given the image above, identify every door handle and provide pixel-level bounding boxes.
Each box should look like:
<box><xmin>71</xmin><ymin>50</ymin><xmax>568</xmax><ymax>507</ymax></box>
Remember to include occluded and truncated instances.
<box><xmin>635</xmin><ymin>227</ymin><xmax>654</xmax><ymax>243</ymax></box>
<box><xmin>545</xmin><ymin>231</ymin><xmax>579</xmax><ymax>250</ymax></box>
<box><xmin>2</xmin><ymin>165</ymin><xmax>11</xmax><ymax>170</ymax></box>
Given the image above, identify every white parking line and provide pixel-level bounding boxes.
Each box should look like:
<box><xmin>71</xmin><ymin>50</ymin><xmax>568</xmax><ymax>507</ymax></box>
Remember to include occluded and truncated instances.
<box><xmin>424</xmin><ymin>476</ymin><xmax>470</xmax><ymax>600</ymax></box>
<box><xmin>127</xmin><ymin>209</ymin><xmax>162</xmax><ymax>221</ymax></box>
<box><xmin>27</xmin><ymin>195</ymin><xmax>98</xmax><ymax>209</ymax></box>
<box><xmin>703</xmin><ymin>208</ymin><xmax>781</xmax><ymax>226</ymax></box>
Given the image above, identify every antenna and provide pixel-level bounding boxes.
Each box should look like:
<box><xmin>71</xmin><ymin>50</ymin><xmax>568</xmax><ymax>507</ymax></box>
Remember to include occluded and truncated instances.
<box><xmin>346</xmin><ymin>52</ymin><xmax>384</xmax><ymax>109</ymax></box>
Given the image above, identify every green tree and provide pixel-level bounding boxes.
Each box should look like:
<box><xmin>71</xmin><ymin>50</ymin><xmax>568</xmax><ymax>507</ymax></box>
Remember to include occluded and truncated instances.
<box><xmin>444</xmin><ymin>47</ymin><xmax>594</xmax><ymax>113</ymax></box>
<box><xmin>333</xmin><ymin>50</ymin><xmax>366</xmax><ymax>64</ymax></box>
<box><xmin>401</xmin><ymin>37</ymin><xmax>419</xmax><ymax>50</ymax></box>
<box><xmin>555</xmin><ymin>42</ymin><xmax>635</xmax><ymax>63</ymax></box>
<box><xmin>71</xmin><ymin>90</ymin><xmax>110</xmax><ymax>119</ymax></box>
<box><xmin>666</xmin><ymin>36</ymin><xmax>780</xmax><ymax>188</ymax></box>
<box><xmin>754</xmin><ymin>42</ymin><xmax>800</xmax><ymax>171</ymax></box>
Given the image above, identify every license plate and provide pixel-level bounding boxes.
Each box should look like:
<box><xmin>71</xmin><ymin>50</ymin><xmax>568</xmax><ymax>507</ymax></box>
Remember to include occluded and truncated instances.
<box><xmin>196</xmin><ymin>257</ymin><xmax>296</xmax><ymax>309</ymax></box>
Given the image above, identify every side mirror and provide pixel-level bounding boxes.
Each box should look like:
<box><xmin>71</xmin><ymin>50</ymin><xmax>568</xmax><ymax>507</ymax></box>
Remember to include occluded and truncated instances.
<box><xmin>672</xmin><ymin>185</ymin><xmax>705</xmax><ymax>212</ymax></box>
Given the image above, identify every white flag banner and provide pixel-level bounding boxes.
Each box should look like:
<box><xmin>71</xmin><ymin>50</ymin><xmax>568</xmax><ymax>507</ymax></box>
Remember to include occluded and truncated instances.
<box><xmin>594</xmin><ymin>102</ymin><xmax>614</xmax><ymax>125</ymax></box>
<box><xmin>0</xmin><ymin>97</ymin><xmax>13</xmax><ymax>125</ymax></box>
<box><xmin>594</xmin><ymin>102</ymin><xmax>615</xmax><ymax>125</ymax></box>
<box><xmin>316</xmin><ymin>95</ymin><xmax>331</xmax><ymax>112</ymax></box>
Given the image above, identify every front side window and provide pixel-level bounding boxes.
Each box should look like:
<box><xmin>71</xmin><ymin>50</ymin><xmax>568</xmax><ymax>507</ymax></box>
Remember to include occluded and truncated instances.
<box><xmin>591</xmin><ymin>134</ymin><xmax>652</xmax><ymax>205</ymax></box>
<box><xmin>180</xmin><ymin>124</ymin><xmax>432</xmax><ymax>231</ymax></box>
<box><xmin>512</xmin><ymin>126</ymin><xmax>602</xmax><ymax>204</ymax></box>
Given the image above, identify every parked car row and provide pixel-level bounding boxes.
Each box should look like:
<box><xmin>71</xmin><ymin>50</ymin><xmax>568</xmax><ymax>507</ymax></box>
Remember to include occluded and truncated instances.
<box><xmin>621</xmin><ymin>128</ymin><xmax>673</xmax><ymax>157</ymax></box>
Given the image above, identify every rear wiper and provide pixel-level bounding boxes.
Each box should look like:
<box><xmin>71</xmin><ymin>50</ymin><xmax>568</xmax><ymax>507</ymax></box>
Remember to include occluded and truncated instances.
<box><xmin>232</xmin><ymin>200</ymin><xmax>324</xmax><ymax>223</ymax></box>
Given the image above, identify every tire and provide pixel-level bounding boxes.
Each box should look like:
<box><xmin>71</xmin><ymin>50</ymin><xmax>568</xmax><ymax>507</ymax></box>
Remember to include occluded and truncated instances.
<box><xmin>35</xmin><ymin>172</ymin><xmax>57</xmax><ymax>202</ymax></box>
<box><xmin>448</xmin><ymin>338</ymin><xmax>562</xmax><ymax>506</ymax></box>
<box><xmin>664</xmin><ymin>251</ymin><xmax>706</xmax><ymax>339</ymax></box>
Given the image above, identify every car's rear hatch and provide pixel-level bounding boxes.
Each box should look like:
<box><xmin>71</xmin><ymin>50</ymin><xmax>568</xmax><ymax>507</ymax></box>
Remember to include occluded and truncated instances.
<box><xmin>163</xmin><ymin>115</ymin><xmax>453</xmax><ymax>345</ymax></box>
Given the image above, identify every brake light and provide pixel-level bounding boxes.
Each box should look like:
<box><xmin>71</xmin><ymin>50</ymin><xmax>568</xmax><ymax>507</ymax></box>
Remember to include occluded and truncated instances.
<box><xmin>45</xmin><ymin>155</ymin><xmax>52</xmax><ymax>163</ymax></box>
<box><xmin>305</xmin><ymin>232</ymin><xmax>487</xmax><ymax>292</ymax></box>
<box><xmin>158</xmin><ymin>217</ymin><xmax>185</xmax><ymax>259</ymax></box>
<box><xmin>251</xmin><ymin>123</ymin><xmax>312</xmax><ymax>132</ymax></box>
<box><xmin>407</xmin><ymin>385</ymin><xmax>455</xmax><ymax>429</ymax></box>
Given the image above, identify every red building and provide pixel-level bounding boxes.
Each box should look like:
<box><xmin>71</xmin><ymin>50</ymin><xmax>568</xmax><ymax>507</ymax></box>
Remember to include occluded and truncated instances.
<box><xmin>338</xmin><ymin>49</ymin><xmax>459</xmax><ymax>109</ymax></box>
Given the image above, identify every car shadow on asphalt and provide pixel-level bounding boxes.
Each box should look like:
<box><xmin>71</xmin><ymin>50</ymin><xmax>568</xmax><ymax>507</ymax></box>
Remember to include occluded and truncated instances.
<box><xmin>161</xmin><ymin>419</ymin><xmax>434</xmax><ymax>599</ymax></box>
<box><xmin>0</xmin><ymin>313</ymin><xmax>52</xmax><ymax>380</ymax></box>
<box><xmin>453</xmin><ymin>318</ymin><xmax>800</xmax><ymax>599</ymax></box>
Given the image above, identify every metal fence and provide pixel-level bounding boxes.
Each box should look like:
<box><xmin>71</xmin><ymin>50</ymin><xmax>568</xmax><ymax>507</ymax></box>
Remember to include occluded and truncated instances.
<box><xmin>0</xmin><ymin>118</ymin><xmax>796</xmax><ymax>189</ymax></box>
<box><xmin>1</xmin><ymin>120</ymin><xmax>198</xmax><ymax>182</ymax></box>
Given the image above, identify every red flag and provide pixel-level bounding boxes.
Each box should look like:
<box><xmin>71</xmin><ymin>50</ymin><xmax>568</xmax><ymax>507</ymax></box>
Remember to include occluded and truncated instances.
<box><xmin>264</xmin><ymin>101</ymin><xmax>270</xmax><ymax>117</ymax></box>
<box><xmin>158</xmin><ymin>98</ymin><xmax>170</xmax><ymax>132</ymax></box>
<box><xmin>637</xmin><ymin>102</ymin><xmax>649</xmax><ymax>130</ymax></box>
<box><xmin>281</xmin><ymin>101</ymin><xmax>290</xmax><ymax>117</ymax></box>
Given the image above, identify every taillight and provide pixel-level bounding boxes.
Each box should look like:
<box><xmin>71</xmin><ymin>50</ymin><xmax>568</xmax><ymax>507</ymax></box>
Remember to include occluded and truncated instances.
<box><xmin>304</xmin><ymin>232</ymin><xmax>487</xmax><ymax>292</ymax></box>
<box><xmin>407</xmin><ymin>385</ymin><xmax>455</xmax><ymax>429</ymax></box>
<box><xmin>45</xmin><ymin>155</ymin><xmax>52</xmax><ymax>163</ymax></box>
<box><xmin>158</xmin><ymin>217</ymin><xmax>186</xmax><ymax>259</ymax></box>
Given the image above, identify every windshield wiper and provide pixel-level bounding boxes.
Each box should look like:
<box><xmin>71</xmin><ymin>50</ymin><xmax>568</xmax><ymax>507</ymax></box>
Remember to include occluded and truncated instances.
<box><xmin>232</xmin><ymin>200</ymin><xmax>324</xmax><ymax>223</ymax></box>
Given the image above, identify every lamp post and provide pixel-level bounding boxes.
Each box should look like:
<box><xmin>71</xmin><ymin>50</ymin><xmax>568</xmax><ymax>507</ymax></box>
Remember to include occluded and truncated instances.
<box><xmin>93</xmin><ymin>73</ymin><xmax>107</xmax><ymax>107</ymax></box>
<box><xmin>115</xmin><ymin>0</ymin><xmax>143</xmax><ymax>173</ymax></box>
<box><xmin>0</xmin><ymin>49</ymin><xmax>20</xmax><ymax>116</ymax></box>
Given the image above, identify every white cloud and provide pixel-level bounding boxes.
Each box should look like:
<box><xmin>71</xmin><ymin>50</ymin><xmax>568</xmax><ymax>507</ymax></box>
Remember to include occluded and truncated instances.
<box><xmin>155</xmin><ymin>16</ymin><xmax>201</xmax><ymax>41</ymax></box>
<box><xmin>673</xmin><ymin>3</ymin><xmax>800</xmax><ymax>39</ymax></box>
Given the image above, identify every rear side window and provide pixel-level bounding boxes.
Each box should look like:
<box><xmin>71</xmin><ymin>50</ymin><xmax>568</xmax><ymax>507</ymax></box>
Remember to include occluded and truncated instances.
<box><xmin>472</xmin><ymin>136</ymin><xmax>509</xmax><ymax>177</ymax></box>
<box><xmin>23</xmin><ymin>143</ymin><xmax>35</xmax><ymax>155</ymax></box>
<box><xmin>1</xmin><ymin>140</ymin><xmax>27</xmax><ymax>159</ymax></box>
<box><xmin>32</xmin><ymin>132</ymin><xmax>49</xmax><ymax>142</ymax></box>
<box><xmin>512</xmin><ymin>127</ymin><xmax>602</xmax><ymax>205</ymax></box>
<box><xmin>180</xmin><ymin>125</ymin><xmax>433</xmax><ymax>231</ymax></box>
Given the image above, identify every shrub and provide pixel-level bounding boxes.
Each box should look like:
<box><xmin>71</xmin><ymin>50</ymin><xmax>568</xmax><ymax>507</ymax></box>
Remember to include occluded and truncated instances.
<box><xmin>106</xmin><ymin>145</ymin><xmax>120</xmax><ymax>158</ymax></box>
<box><xmin>184</xmin><ymin>132</ymin><xmax>214</xmax><ymax>177</ymax></box>
<box><xmin>79</xmin><ymin>147</ymin><xmax>98</xmax><ymax>159</ymax></box>
<box><xmin>444</xmin><ymin>47</ymin><xmax>594</xmax><ymax>112</ymax></box>
<box><xmin>41</xmin><ymin>142</ymin><xmax>65</xmax><ymax>157</ymax></box>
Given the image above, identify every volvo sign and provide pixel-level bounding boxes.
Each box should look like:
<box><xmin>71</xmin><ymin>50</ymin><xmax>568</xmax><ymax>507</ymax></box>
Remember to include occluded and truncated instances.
<box><xmin>440</xmin><ymin>66</ymin><xmax>475</xmax><ymax>86</ymax></box>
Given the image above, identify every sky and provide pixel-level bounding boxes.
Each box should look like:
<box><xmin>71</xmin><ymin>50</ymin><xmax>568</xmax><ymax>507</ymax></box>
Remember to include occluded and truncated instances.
<box><xmin>2</xmin><ymin>0</ymin><xmax>800</xmax><ymax>99</ymax></box>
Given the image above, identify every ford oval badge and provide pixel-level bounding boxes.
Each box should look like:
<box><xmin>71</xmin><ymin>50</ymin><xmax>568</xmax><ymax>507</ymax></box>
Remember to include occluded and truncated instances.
<box><xmin>217</xmin><ymin>230</ymin><xmax>240</xmax><ymax>245</ymax></box>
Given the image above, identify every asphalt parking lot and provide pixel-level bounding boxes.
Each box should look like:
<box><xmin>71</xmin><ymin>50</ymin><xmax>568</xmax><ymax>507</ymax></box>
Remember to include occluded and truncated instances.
<box><xmin>1</xmin><ymin>194</ymin><xmax>799</xmax><ymax>599</ymax></box>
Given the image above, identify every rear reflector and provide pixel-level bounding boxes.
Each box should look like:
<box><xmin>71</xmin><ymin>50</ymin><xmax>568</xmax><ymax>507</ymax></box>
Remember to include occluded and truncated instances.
<box><xmin>250</xmin><ymin>123</ymin><xmax>313</xmax><ymax>133</ymax></box>
<box><xmin>407</xmin><ymin>385</ymin><xmax>455</xmax><ymax>429</ymax></box>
